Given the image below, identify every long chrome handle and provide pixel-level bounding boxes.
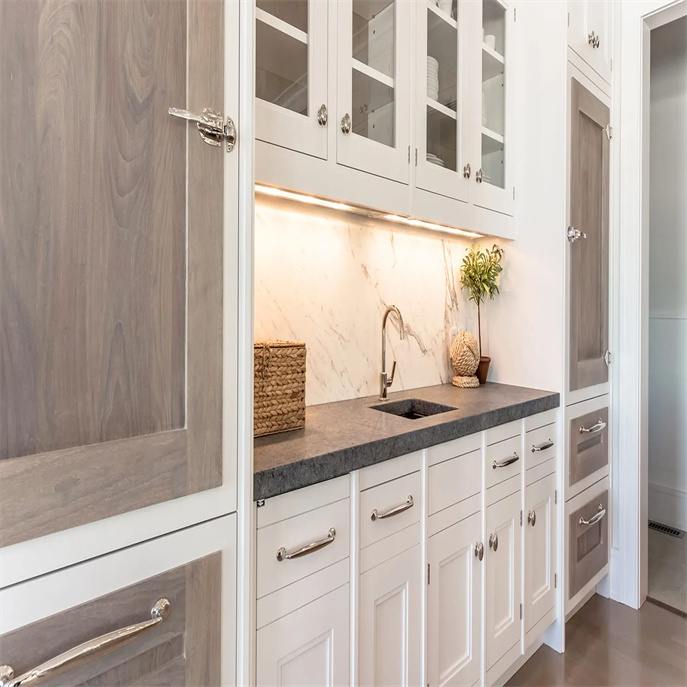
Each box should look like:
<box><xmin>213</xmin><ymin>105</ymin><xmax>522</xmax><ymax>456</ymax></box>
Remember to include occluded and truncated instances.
<box><xmin>277</xmin><ymin>527</ymin><xmax>336</xmax><ymax>561</ymax></box>
<box><xmin>492</xmin><ymin>452</ymin><xmax>520</xmax><ymax>469</ymax></box>
<box><xmin>579</xmin><ymin>504</ymin><xmax>606</xmax><ymax>528</ymax></box>
<box><xmin>489</xmin><ymin>533</ymin><xmax>498</xmax><ymax>552</ymax></box>
<box><xmin>474</xmin><ymin>542</ymin><xmax>484</xmax><ymax>561</ymax></box>
<box><xmin>528</xmin><ymin>510</ymin><xmax>537</xmax><ymax>526</ymax></box>
<box><xmin>371</xmin><ymin>495</ymin><xmax>414</xmax><ymax>521</ymax></box>
<box><xmin>0</xmin><ymin>599</ymin><xmax>171</xmax><ymax>687</ymax></box>
<box><xmin>579</xmin><ymin>419</ymin><xmax>606</xmax><ymax>434</ymax></box>
<box><xmin>532</xmin><ymin>440</ymin><xmax>554</xmax><ymax>452</ymax></box>
<box><xmin>168</xmin><ymin>106</ymin><xmax>236</xmax><ymax>152</ymax></box>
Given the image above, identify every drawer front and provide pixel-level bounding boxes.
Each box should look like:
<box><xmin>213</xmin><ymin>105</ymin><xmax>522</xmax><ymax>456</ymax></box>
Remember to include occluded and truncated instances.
<box><xmin>486</xmin><ymin>435</ymin><xmax>522</xmax><ymax>490</ymax></box>
<box><xmin>0</xmin><ymin>517</ymin><xmax>234</xmax><ymax>687</ymax></box>
<box><xmin>428</xmin><ymin>449</ymin><xmax>481</xmax><ymax>516</ymax></box>
<box><xmin>525</xmin><ymin>423</ymin><xmax>556</xmax><ymax>471</ymax></box>
<box><xmin>360</xmin><ymin>471</ymin><xmax>421</xmax><ymax>550</ymax></box>
<box><xmin>569</xmin><ymin>406</ymin><xmax>609</xmax><ymax>488</ymax></box>
<box><xmin>258</xmin><ymin>497</ymin><xmax>350</xmax><ymax>599</ymax></box>
<box><xmin>568</xmin><ymin>488</ymin><xmax>609</xmax><ymax>599</ymax></box>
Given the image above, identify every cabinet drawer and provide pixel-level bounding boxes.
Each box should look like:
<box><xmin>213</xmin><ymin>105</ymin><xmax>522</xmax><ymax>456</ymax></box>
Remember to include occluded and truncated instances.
<box><xmin>486</xmin><ymin>435</ymin><xmax>522</xmax><ymax>490</ymax></box>
<box><xmin>0</xmin><ymin>516</ymin><xmax>235</xmax><ymax>686</ymax></box>
<box><xmin>568</xmin><ymin>404</ymin><xmax>609</xmax><ymax>490</ymax></box>
<box><xmin>525</xmin><ymin>423</ymin><xmax>556</xmax><ymax>471</ymax></box>
<box><xmin>360</xmin><ymin>471</ymin><xmax>421</xmax><ymax>550</ymax></box>
<box><xmin>568</xmin><ymin>483</ymin><xmax>609</xmax><ymax>600</ymax></box>
<box><xmin>257</xmin><ymin>497</ymin><xmax>350</xmax><ymax>599</ymax></box>
<box><xmin>428</xmin><ymin>449</ymin><xmax>481</xmax><ymax>516</ymax></box>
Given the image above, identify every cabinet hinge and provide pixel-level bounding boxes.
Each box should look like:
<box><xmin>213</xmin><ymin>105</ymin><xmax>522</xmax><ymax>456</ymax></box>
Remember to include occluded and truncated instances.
<box><xmin>520</xmin><ymin>603</ymin><xmax>523</xmax><ymax>620</ymax></box>
<box><xmin>567</xmin><ymin>12</ymin><xmax>570</xmax><ymax>28</ymax></box>
<box><xmin>427</xmin><ymin>563</ymin><xmax>431</xmax><ymax>585</ymax></box>
<box><xmin>610</xmin><ymin>57</ymin><xmax>613</xmax><ymax>71</ymax></box>
<box><xmin>520</xmin><ymin>510</ymin><xmax>523</xmax><ymax>526</ymax></box>
<box><xmin>415</xmin><ymin>148</ymin><xmax>418</xmax><ymax>166</ymax></box>
<box><xmin>555</xmin><ymin>573</ymin><xmax>558</xmax><ymax>589</ymax></box>
<box><xmin>513</xmin><ymin>7</ymin><xmax>516</xmax><ymax>21</ymax></box>
<box><xmin>555</xmin><ymin>490</ymin><xmax>558</xmax><ymax>505</ymax></box>
<box><xmin>408</xmin><ymin>145</ymin><xmax>411</xmax><ymax>163</ymax></box>
<box><xmin>605</xmin><ymin>124</ymin><xmax>613</xmax><ymax>140</ymax></box>
<box><xmin>256</xmin><ymin>499</ymin><xmax>265</xmax><ymax>508</ymax></box>
<box><xmin>513</xmin><ymin>186</ymin><xmax>516</xmax><ymax>201</ymax></box>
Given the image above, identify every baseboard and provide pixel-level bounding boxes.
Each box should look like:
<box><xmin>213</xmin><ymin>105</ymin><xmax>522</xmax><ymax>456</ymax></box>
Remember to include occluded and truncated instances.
<box><xmin>648</xmin><ymin>482</ymin><xmax>687</xmax><ymax>531</ymax></box>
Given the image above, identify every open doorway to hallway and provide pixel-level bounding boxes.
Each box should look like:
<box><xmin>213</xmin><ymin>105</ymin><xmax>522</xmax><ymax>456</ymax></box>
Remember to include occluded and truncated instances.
<box><xmin>647</xmin><ymin>14</ymin><xmax>687</xmax><ymax>617</ymax></box>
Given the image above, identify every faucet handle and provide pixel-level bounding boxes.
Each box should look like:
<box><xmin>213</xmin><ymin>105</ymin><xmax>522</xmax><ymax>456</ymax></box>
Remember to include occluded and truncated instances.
<box><xmin>388</xmin><ymin>360</ymin><xmax>397</xmax><ymax>387</ymax></box>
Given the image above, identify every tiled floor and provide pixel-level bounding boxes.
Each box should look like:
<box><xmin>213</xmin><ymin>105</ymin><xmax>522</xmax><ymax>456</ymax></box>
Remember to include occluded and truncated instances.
<box><xmin>507</xmin><ymin>594</ymin><xmax>687</xmax><ymax>686</ymax></box>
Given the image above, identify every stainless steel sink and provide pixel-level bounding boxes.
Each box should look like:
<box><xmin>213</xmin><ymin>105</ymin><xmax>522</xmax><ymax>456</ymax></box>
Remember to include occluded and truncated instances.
<box><xmin>370</xmin><ymin>398</ymin><xmax>457</xmax><ymax>420</ymax></box>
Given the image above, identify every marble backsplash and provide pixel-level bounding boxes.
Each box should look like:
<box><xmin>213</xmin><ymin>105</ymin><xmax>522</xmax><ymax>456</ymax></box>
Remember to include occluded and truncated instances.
<box><xmin>254</xmin><ymin>197</ymin><xmax>491</xmax><ymax>406</ymax></box>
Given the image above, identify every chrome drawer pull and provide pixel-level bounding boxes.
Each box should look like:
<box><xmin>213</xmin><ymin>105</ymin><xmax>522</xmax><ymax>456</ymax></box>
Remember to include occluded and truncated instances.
<box><xmin>528</xmin><ymin>510</ymin><xmax>537</xmax><ymax>526</ymax></box>
<box><xmin>579</xmin><ymin>419</ymin><xmax>606</xmax><ymax>434</ymax></box>
<box><xmin>492</xmin><ymin>452</ymin><xmax>520</xmax><ymax>469</ymax></box>
<box><xmin>277</xmin><ymin>527</ymin><xmax>336</xmax><ymax>561</ymax></box>
<box><xmin>371</xmin><ymin>495</ymin><xmax>414</xmax><ymax>521</ymax></box>
<box><xmin>474</xmin><ymin>542</ymin><xmax>484</xmax><ymax>561</ymax></box>
<box><xmin>579</xmin><ymin>504</ymin><xmax>606</xmax><ymax>528</ymax></box>
<box><xmin>532</xmin><ymin>440</ymin><xmax>554</xmax><ymax>452</ymax></box>
<box><xmin>489</xmin><ymin>533</ymin><xmax>499</xmax><ymax>551</ymax></box>
<box><xmin>0</xmin><ymin>598</ymin><xmax>171</xmax><ymax>687</ymax></box>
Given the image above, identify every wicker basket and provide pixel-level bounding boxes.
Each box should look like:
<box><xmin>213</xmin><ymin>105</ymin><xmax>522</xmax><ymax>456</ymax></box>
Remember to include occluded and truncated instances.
<box><xmin>254</xmin><ymin>340</ymin><xmax>306</xmax><ymax>437</ymax></box>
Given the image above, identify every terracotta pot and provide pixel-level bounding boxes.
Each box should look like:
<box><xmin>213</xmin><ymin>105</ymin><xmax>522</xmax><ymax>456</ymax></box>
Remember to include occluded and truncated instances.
<box><xmin>476</xmin><ymin>356</ymin><xmax>491</xmax><ymax>385</ymax></box>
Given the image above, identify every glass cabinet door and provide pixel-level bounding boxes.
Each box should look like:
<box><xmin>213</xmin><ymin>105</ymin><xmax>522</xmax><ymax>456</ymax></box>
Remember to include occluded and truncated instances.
<box><xmin>473</xmin><ymin>0</ymin><xmax>514</xmax><ymax>215</ymax></box>
<box><xmin>337</xmin><ymin>0</ymin><xmax>411</xmax><ymax>184</ymax></box>
<box><xmin>255</xmin><ymin>0</ymin><xmax>328</xmax><ymax>159</ymax></box>
<box><xmin>415</xmin><ymin>0</ymin><xmax>470</xmax><ymax>203</ymax></box>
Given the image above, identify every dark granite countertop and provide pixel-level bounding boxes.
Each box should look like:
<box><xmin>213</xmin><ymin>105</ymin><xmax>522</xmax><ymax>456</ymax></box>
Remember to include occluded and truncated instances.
<box><xmin>254</xmin><ymin>382</ymin><xmax>559</xmax><ymax>501</ymax></box>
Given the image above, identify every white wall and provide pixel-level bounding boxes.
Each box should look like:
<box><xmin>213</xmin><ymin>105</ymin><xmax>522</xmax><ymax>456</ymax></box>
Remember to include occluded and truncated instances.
<box><xmin>648</xmin><ymin>16</ymin><xmax>687</xmax><ymax>530</ymax></box>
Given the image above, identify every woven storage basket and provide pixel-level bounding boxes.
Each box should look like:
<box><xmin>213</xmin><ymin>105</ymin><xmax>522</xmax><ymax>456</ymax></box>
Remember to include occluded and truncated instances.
<box><xmin>254</xmin><ymin>340</ymin><xmax>306</xmax><ymax>437</ymax></box>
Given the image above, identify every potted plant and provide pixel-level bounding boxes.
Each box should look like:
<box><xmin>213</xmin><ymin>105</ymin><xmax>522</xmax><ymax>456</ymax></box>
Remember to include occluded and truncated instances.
<box><xmin>459</xmin><ymin>244</ymin><xmax>504</xmax><ymax>384</ymax></box>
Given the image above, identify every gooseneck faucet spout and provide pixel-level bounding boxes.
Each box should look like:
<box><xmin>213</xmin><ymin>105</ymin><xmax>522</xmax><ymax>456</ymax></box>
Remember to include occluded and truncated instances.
<box><xmin>380</xmin><ymin>305</ymin><xmax>405</xmax><ymax>400</ymax></box>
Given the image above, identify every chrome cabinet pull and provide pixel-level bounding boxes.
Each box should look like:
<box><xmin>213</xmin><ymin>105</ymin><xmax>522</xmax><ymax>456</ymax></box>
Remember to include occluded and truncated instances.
<box><xmin>492</xmin><ymin>452</ymin><xmax>520</xmax><ymax>469</ymax></box>
<box><xmin>168</xmin><ymin>107</ymin><xmax>236</xmax><ymax>152</ymax></box>
<box><xmin>341</xmin><ymin>113</ymin><xmax>352</xmax><ymax>134</ymax></box>
<box><xmin>371</xmin><ymin>495</ymin><xmax>414</xmax><ymax>521</ymax></box>
<box><xmin>0</xmin><ymin>599</ymin><xmax>171</xmax><ymax>687</ymax></box>
<box><xmin>567</xmin><ymin>226</ymin><xmax>587</xmax><ymax>243</ymax></box>
<box><xmin>277</xmin><ymin>527</ymin><xmax>336</xmax><ymax>561</ymax></box>
<box><xmin>474</xmin><ymin>542</ymin><xmax>484</xmax><ymax>561</ymax></box>
<box><xmin>475</xmin><ymin>168</ymin><xmax>483</xmax><ymax>183</ymax></box>
<box><xmin>532</xmin><ymin>440</ymin><xmax>554</xmax><ymax>452</ymax></box>
<box><xmin>579</xmin><ymin>419</ymin><xmax>606</xmax><ymax>434</ymax></box>
<box><xmin>463</xmin><ymin>163</ymin><xmax>471</xmax><ymax>179</ymax></box>
<box><xmin>317</xmin><ymin>104</ymin><xmax>328</xmax><ymax>126</ymax></box>
<box><xmin>587</xmin><ymin>30</ymin><xmax>596</xmax><ymax>46</ymax></box>
<box><xmin>579</xmin><ymin>504</ymin><xmax>606</xmax><ymax>528</ymax></box>
<box><xmin>489</xmin><ymin>533</ymin><xmax>499</xmax><ymax>551</ymax></box>
<box><xmin>528</xmin><ymin>510</ymin><xmax>537</xmax><ymax>526</ymax></box>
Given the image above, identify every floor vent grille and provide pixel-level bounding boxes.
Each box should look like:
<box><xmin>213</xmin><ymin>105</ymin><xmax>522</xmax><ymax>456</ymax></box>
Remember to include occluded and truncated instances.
<box><xmin>648</xmin><ymin>521</ymin><xmax>686</xmax><ymax>539</ymax></box>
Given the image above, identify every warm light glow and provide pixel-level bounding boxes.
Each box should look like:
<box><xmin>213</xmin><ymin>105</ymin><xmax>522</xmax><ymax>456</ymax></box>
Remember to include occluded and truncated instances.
<box><xmin>255</xmin><ymin>184</ymin><xmax>485</xmax><ymax>239</ymax></box>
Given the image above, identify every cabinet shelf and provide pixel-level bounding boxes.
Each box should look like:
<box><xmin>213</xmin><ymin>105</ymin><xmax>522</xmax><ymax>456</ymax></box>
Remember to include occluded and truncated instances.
<box><xmin>482</xmin><ymin>43</ymin><xmax>504</xmax><ymax>81</ymax></box>
<box><xmin>256</xmin><ymin>7</ymin><xmax>308</xmax><ymax>45</ymax></box>
<box><xmin>352</xmin><ymin>58</ymin><xmax>395</xmax><ymax>89</ymax></box>
<box><xmin>427</xmin><ymin>97</ymin><xmax>457</xmax><ymax>120</ymax></box>
<box><xmin>481</xmin><ymin>126</ymin><xmax>504</xmax><ymax>154</ymax></box>
<box><xmin>426</xmin><ymin>1</ymin><xmax>457</xmax><ymax>29</ymax></box>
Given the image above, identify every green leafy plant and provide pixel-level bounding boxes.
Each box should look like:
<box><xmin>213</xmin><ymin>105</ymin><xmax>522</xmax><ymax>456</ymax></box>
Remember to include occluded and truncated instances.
<box><xmin>459</xmin><ymin>244</ymin><xmax>504</xmax><ymax>355</ymax></box>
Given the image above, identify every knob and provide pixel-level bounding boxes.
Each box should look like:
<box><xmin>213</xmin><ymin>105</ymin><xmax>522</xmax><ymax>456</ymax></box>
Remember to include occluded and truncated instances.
<box><xmin>317</xmin><ymin>104</ymin><xmax>328</xmax><ymax>126</ymax></box>
<box><xmin>528</xmin><ymin>510</ymin><xmax>536</xmax><ymax>526</ymax></box>
<box><xmin>463</xmin><ymin>163</ymin><xmax>471</xmax><ymax>179</ymax></box>
<box><xmin>341</xmin><ymin>113</ymin><xmax>352</xmax><ymax>134</ymax></box>
<box><xmin>475</xmin><ymin>168</ymin><xmax>483</xmax><ymax>183</ymax></box>
<box><xmin>588</xmin><ymin>30</ymin><xmax>596</xmax><ymax>46</ymax></box>
<box><xmin>474</xmin><ymin>542</ymin><xmax>484</xmax><ymax>561</ymax></box>
<box><xmin>489</xmin><ymin>533</ymin><xmax>498</xmax><ymax>551</ymax></box>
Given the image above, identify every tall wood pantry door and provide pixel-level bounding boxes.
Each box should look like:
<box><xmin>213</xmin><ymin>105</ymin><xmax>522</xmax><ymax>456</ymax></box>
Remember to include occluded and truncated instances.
<box><xmin>569</xmin><ymin>77</ymin><xmax>610</xmax><ymax>392</ymax></box>
<box><xmin>0</xmin><ymin>0</ymin><xmax>234</xmax><ymax>548</ymax></box>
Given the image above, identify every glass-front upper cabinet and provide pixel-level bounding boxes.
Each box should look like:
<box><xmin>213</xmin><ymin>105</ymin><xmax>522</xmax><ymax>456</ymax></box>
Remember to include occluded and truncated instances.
<box><xmin>415</xmin><ymin>0</ymin><xmax>470</xmax><ymax>203</ymax></box>
<box><xmin>472</xmin><ymin>0</ymin><xmax>514</xmax><ymax>215</ymax></box>
<box><xmin>337</xmin><ymin>0</ymin><xmax>411</xmax><ymax>184</ymax></box>
<box><xmin>255</xmin><ymin>0</ymin><xmax>328</xmax><ymax>159</ymax></box>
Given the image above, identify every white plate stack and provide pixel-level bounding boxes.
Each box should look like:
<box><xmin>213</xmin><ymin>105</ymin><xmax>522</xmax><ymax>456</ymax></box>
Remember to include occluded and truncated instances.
<box><xmin>427</xmin><ymin>56</ymin><xmax>439</xmax><ymax>101</ymax></box>
<box><xmin>427</xmin><ymin>152</ymin><xmax>445</xmax><ymax>167</ymax></box>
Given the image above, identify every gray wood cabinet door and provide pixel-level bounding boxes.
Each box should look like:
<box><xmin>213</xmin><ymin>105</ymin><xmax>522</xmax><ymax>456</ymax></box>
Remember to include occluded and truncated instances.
<box><xmin>569</xmin><ymin>78</ymin><xmax>610</xmax><ymax>392</ymax></box>
<box><xmin>0</xmin><ymin>0</ymin><xmax>228</xmax><ymax>547</ymax></box>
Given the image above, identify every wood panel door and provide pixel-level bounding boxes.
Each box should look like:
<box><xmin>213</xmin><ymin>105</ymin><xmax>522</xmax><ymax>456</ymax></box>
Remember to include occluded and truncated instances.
<box><xmin>359</xmin><ymin>545</ymin><xmax>421</xmax><ymax>687</ymax></box>
<box><xmin>569</xmin><ymin>77</ymin><xmax>610</xmax><ymax>393</ymax></box>
<box><xmin>485</xmin><ymin>491</ymin><xmax>522</xmax><ymax>671</ymax></box>
<box><xmin>0</xmin><ymin>516</ymin><xmax>236</xmax><ymax>686</ymax></box>
<box><xmin>427</xmin><ymin>513</ymin><xmax>482</xmax><ymax>687</ymax></box>
<box><xmin>0</xmin><ymin>0</ymin><xmax>234</xmax><ymax>547</ymax></box>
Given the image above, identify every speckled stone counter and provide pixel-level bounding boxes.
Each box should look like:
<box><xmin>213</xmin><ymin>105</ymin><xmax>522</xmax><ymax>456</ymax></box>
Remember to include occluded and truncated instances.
<box><xmin>254</xmin><ymin>382</ymin><xmax>559</xmax><ymax>501</ymax></box>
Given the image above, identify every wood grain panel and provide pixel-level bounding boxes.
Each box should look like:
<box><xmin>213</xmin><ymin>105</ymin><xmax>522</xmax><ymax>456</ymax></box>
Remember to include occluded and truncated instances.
<box><xmin>0</xmin><ymin>0</ymin><xmax>224</xmax><ymax>546</ymax></box>
<box><xmin>569</xmin><ymin>78</ymin><xmax>610</xmax><ymax>392</ymax></box>
<box><xmin>0</xmin><ymin>553</ymin><xmax>221</xmax><ymax>687</ymax></box>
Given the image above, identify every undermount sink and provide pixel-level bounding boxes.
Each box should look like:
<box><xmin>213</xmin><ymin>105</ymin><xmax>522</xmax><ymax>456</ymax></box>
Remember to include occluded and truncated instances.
<box><xmin>370</xmin><ymin>398</ymin><xmax>457</xmax><ymax>420</ymax></box>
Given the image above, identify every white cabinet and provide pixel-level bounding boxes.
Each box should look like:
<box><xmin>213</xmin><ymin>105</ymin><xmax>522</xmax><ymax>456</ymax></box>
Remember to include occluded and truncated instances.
<box><xmin>485</xmin><ymin>490</ymin><xmax>522</xmax><ymax>671</ymax></box>
<box><xmin>568</xmin><ymin>0</ymin><xmax>613</xmax><ymax>84</ymax></box>
<box><xmin>257</xmin><ymin>584</ymin><xmax>350</xmax><ymax>687</ymax></box>
<box><xmin>427</xmin><ymin>513</ymin><xmax>482</xmax><ymax>687</ymax></box>
<box><xmin>255</xmin><ymin>0</ymin><xmax>329</xmax><ymax>158</ymax></box>
<box><xmin>359</xmin><ymin>545</ymin><xmax>422</xmax><ymax>687</ymax></box>
<box><xmin>524</xmin><ymin>473</ymin><xmax>556</xmax><ymax>637</ymax></box>
<box><xmin>337</xmin><ymin>0</ymin><xmax>412</xmax><ymax>183</ymax></box>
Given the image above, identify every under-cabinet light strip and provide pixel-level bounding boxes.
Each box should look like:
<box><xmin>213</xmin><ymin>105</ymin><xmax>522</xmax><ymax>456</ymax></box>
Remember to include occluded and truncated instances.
<box><xmin>255</xmin><ymin>184</ymin><xmax>485</xmax><ymax>240</ymax></box>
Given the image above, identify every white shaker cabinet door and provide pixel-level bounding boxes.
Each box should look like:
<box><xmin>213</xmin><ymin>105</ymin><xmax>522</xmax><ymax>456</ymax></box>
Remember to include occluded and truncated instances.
<box><xmin>359</xmin><ymin>545</ymin><xmax>421</xmax><ymax>687</ymax></box>
<box><xmin>568</xmin><ymin>0</ymin><xmax>613</xmax><ymax>84</ymax></box>
<box><xmin>485</xmin><ymin>491</ymin><xmax>522</xmax><ymax>671</ymax></box>
<box><xmin>427</xmin><ymin>512</ymin><xmax>482</xmax><ymax>687</ymax></box>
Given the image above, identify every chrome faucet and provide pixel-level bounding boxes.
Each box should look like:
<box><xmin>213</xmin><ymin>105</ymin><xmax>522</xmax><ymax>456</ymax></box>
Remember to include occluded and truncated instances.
<box><xmin>380</xmin><ymin>305</ymin><xmax>405</xmax><ymax>400</ymax></box>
